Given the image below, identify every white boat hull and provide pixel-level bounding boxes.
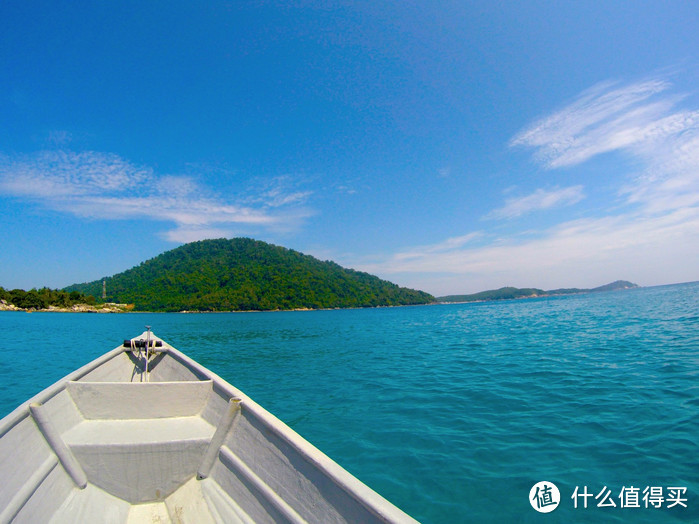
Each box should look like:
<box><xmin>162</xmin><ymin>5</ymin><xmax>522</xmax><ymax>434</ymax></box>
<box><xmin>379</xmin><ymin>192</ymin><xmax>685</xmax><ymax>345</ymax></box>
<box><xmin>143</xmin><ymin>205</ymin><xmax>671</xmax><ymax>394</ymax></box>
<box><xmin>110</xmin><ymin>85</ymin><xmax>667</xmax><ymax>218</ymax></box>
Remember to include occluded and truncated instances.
<box><xmin>0</xmin><ymin>332</ymin><xmax>418</xmax><ymax>523</ymax></box>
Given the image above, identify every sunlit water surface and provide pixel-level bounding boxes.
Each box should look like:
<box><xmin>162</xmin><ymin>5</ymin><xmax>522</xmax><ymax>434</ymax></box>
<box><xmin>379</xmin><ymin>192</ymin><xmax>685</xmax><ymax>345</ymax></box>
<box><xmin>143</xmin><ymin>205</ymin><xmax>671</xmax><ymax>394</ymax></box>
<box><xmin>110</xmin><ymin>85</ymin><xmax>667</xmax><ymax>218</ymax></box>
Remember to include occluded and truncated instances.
<box><xmin>1</xmin><ymin>282</ymin><xmax>697</xmax><ymax>522</ymax></box>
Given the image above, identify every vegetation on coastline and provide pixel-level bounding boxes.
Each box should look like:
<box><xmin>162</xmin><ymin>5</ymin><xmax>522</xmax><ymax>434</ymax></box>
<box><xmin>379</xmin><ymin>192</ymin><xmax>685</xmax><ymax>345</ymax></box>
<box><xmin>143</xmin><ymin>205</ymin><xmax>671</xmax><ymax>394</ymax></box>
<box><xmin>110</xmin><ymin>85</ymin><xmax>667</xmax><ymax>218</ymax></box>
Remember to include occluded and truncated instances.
<box><xmin>0</xmin><ymin>287</ymin><xmax>95</xmax><ymax>310</ymax></box>
<box><xmin>0</xmin><ymin>287</ymin><xmax>130</xmax><ymax>312</ymax></box>
<box><xmin>436</xmin><ymin>280</ymin><xmax>638</xmax><ymax>303</ymax></box>
<box><xmin>65</xmin><ymin>238</ymin><xmax>435</xmax><ymax>312</ymax></box>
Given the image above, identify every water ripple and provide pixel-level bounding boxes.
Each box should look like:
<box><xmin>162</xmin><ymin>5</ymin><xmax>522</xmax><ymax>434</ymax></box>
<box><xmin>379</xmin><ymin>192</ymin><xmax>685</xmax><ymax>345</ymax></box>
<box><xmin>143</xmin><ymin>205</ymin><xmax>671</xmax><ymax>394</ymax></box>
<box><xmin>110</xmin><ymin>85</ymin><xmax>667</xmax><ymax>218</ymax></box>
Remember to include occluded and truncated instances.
<box><xmin>0</xmin><ymin>283</ymin><xmax>697</xmax><ymax>522</ymax></box>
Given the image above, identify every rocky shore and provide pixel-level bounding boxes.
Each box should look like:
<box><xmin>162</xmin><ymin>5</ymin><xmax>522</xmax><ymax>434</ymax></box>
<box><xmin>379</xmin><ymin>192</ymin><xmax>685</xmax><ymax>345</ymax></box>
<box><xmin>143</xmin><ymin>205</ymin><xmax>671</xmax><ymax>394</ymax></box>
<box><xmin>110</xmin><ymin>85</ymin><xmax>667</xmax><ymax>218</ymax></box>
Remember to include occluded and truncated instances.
<box><xmin>0</xmin><ymin>299</ymin><xmax>131</xmax><ymax>313</ymax></box>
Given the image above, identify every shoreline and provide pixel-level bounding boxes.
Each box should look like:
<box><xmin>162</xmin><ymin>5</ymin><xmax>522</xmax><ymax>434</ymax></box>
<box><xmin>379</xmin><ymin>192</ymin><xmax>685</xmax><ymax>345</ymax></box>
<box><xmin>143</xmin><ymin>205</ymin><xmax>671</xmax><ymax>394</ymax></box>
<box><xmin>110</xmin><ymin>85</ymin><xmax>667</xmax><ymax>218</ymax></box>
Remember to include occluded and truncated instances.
<box><xmin>0</xmin><ymin>301</ymin><xmax>433</xmax><ymax>314</ymax></box>
<box><xmin>0</xmin><ymin>301</ymin><xmax>131</xmax><ymax>314</ymax></box>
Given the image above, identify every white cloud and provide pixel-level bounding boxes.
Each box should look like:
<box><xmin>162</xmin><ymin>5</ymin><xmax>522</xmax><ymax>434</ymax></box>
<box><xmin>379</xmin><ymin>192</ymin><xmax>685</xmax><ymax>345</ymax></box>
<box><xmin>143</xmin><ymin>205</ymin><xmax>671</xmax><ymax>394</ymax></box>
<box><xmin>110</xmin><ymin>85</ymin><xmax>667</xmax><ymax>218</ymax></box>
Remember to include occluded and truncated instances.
<box><xmin>265</xmin><ymin>190</ymin><xmax>313</xmax><ymax>208</ymax></box>
<box><xmin>485</xmin><ymin>185</ymin><xmax>585</xmax><ymax>220</ymax></box>
<box><xmin>357</xmin><ymin>208</ymin><xmax>699</xmax><ymax>294</ymax></box>
<box><xmin>0</xmin><ymin>151</ymin><xmax>150</xmax><ymax>198</ymax></box>
<box><xmin>0</xmin><ymin>150</ymin><xmax>312</xmax><ymax>243</ymax></box>
<box><xmin>438</xmin><ymin>167</ymin><xmax>451</xmax><ymax>178</ymax></box>
<box><xmin>335</xmin><ymin>185</ymin><xmax>357</xmax><ymax>195</ymax></box>
<box><xmin>510</xmin><ymin>77</ymin><xmax>699</xmax><ymax>212</ymax></box>
<box><xmin>510</xmin><ymin>79</ymin><xmax>680</xmax><ymax>167</ymax></box>
<box><xmin>155</xmin><ymin>175</ymin><xmax>201</xmax><ymax>198</ymax></box>
<box><xmin>244</xmin><ymin>175</ymin><xmax>314</xmax><ymax>208</ymax></box>
<box><xmin>358</xmin><ymin>75</ymin><xmax>699</xmax><ymax>294</ymax></box>
<box><xmin>47</xmin><ymin>130</ymin><xmax>73</xmax><ymax>147</ymax></box>
<box><xmin>393</xmin><ymin>233</ymin><xmax>483</xmax><ymax>262</ymax></box>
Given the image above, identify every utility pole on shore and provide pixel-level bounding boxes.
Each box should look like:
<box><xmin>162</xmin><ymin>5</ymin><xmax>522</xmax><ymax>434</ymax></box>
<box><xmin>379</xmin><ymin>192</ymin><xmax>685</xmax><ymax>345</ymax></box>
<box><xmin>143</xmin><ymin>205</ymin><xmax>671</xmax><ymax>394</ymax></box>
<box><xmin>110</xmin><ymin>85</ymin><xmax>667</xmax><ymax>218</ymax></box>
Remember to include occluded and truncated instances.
<box><xmin>102</xmin><ymin>280</ymin><xmax>106</xmax><ymax>300</ymax></box>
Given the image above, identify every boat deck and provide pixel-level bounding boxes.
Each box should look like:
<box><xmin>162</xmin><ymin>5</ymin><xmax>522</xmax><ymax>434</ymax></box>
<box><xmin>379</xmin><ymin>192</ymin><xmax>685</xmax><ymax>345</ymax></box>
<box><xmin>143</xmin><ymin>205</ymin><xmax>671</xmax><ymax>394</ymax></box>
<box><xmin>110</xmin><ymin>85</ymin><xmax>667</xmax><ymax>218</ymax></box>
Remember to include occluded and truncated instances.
<box><xmin>0</xmin><ymin>333</ymin><xmax>419</xmax><ymax>523</ymax></box>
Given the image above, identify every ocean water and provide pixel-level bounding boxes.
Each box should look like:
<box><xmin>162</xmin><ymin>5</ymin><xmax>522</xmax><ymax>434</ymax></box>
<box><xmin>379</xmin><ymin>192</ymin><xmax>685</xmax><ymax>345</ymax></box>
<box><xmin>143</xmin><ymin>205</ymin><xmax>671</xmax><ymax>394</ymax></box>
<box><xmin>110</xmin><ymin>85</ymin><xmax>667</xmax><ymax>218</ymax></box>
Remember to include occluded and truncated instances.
<box><xmin>0</xmin><ymin>282</ymin><xmax>697</xmax><ymax>523</ymax></box>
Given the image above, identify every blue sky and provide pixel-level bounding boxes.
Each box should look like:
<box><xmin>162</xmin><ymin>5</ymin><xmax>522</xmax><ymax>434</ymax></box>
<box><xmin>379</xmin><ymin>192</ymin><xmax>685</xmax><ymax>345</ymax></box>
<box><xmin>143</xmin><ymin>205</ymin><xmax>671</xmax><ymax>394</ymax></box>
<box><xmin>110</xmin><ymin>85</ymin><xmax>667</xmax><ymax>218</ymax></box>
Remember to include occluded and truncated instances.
<box><xmin>1</xmin><ymin>2</ymin><xmax>698</xmax><ymax>295</ymax></box>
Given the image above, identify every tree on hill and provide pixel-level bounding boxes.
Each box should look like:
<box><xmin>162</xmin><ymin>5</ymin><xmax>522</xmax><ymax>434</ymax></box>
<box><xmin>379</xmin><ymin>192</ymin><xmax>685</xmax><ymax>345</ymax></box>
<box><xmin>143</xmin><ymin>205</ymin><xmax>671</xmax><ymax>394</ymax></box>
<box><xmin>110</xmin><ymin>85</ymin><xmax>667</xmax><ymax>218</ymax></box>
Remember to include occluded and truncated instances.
<box><xmin>0</xmin><ymin>286</ymin><xmax>95</xmax><ymax>309</ymax></box>
<box><xmin>65</xmin><ymin>238</ymin><xmax>434</xmax><ymax>312</ymax></box>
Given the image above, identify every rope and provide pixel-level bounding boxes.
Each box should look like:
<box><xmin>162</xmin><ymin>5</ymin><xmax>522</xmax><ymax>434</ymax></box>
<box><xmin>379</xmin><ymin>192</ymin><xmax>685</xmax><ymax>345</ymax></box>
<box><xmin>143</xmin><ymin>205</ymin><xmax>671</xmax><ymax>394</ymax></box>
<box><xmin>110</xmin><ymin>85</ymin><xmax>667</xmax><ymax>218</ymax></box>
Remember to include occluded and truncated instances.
<box><xmin>145</xmin><ymin>328</ymin><xmax>151</xmax><ymax>382</ymax></box>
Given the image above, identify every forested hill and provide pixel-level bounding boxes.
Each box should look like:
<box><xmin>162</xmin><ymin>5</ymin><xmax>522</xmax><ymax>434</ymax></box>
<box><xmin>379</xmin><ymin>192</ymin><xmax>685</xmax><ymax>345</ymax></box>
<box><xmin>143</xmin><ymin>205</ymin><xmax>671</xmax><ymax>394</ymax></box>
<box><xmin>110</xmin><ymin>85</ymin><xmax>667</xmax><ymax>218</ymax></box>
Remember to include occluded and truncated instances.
<box><xmin>65</xmin><ymin>238</ymin><xmax>434</xmax><ymax>312</ymax></box>
<box><xmin>437</xmin><ymin>280</ymin><xmax>638</xmax><ymax>303</ymax></box>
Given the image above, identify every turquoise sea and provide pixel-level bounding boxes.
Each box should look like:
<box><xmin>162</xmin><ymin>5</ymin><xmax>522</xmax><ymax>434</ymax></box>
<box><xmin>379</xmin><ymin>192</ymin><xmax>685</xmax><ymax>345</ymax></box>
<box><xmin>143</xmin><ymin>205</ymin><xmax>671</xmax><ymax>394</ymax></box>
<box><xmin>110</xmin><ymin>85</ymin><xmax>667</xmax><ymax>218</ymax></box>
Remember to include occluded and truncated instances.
<box><xmin>1</xmin><ymin>282</ymin><xmax>697</xmax><ymax>523</ymax></box>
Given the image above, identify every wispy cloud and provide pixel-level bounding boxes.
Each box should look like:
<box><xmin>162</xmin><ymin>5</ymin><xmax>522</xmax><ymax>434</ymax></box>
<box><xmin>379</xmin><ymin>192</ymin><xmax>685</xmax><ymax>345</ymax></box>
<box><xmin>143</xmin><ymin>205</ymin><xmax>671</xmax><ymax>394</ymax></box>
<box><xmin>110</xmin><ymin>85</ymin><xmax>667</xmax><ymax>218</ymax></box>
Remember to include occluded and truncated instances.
<box><xmin>358</xmin><ymin>208</ymin><xmax>699</xmax><ymax>294</ymax></box>
<box><xmin>47</xmin><ymin>130</ymin><xmax>73</xmax><ymax>147</ymax></box>
<box><xmin>392</xmin><ymin>233</ymin><xmax>483</xmax><ymax>262</ymax></box>
<box><xmin>358</xmin><ymin>75</ymin><xmax>699</xmax><ymax>294</ymax></box>
<box><xmin>0</xmin><ymin>151</ymin><xmax>150</xmax><ymax>198</ymax></box>
<box><xmin>485</xmin><ymin>185</ymin><xmax>585</xmax><ymax>220</ymax></box>
<box><xmin>244</xmin><ymin>175</ymin><xmax>314</xmax><ymax>208</ymax></box>
<box><xmin>0</xmin><ymin>150</ymin><xmax>313</xmax><ymax>243</ymax></box>
<box><xmin>512</xmin><ymin>77</ymin><xmax>699</xmax><ymax>214</ymax></box>
<box><xmin>510</xmin><ymin>79</ymin><xmax>683</xmax><ymax>167</ymax></box>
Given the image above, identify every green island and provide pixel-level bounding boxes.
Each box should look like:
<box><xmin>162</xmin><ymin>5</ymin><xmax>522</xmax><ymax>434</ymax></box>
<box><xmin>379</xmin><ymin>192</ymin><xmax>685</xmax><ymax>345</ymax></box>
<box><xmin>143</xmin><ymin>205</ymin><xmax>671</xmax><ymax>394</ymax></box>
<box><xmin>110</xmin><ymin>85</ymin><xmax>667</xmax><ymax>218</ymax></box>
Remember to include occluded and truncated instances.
<box><xmin>61</xmin><ymin>238</ymin><xmax>434</xmax><ymax>312</ymax></box>
<box><xmin>436</xmin><ymin>280</ymin><xmax>638</xmax><ymax>303</ymax></box>
<box><xmin>1</xmin><ymin>238</ymin><xmax>639</xmax><ymax>313</ymax></box>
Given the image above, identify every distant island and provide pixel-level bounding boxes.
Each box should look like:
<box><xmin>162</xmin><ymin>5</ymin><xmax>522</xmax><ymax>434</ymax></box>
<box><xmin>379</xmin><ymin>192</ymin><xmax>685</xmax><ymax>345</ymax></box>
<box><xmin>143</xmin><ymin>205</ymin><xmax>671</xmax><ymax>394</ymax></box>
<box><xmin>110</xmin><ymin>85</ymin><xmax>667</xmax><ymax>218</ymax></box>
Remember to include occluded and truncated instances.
<box><xmin>63</xmin><ymin>238</ymin><xmax>434</xmax><ymax>312</ymax></box>
<box><xmin>1</xmin><ymin>240</ymin><xmax>639</xmax><ymax>313</ymax></box>
<box><xmin>436</xmin><ymin>280</ymin><xmax>638</xmax><ymax>303</ymax></box>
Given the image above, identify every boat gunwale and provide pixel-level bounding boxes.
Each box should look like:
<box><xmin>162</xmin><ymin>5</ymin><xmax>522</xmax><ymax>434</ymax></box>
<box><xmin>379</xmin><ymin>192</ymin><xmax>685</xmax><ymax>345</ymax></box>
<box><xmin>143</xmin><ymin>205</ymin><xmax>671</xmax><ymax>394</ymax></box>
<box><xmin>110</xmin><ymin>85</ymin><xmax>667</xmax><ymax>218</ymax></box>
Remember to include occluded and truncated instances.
<box><xmin>0</xmin><ymin>345</ymin><xmax>126</xmax><ymax>438</ymax></box>
<box><xmin>0</xmin><ymin>334</ymin><xmax>419</xmax><ymax>523</ymax></box>
<box><xmin>164</xmin><ymin>344</ymin><xmax>418</xmax><ymax>523</ymax></box>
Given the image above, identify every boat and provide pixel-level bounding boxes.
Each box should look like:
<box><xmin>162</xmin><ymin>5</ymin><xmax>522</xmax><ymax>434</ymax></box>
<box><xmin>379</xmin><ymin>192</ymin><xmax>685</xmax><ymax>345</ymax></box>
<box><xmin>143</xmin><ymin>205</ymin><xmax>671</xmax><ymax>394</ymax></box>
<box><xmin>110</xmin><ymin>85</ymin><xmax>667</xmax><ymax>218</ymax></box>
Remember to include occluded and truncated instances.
<box><xmin>0</xmin><ymin>330</ymin><xmax>418</xmax><ymax>523</ymax></box>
